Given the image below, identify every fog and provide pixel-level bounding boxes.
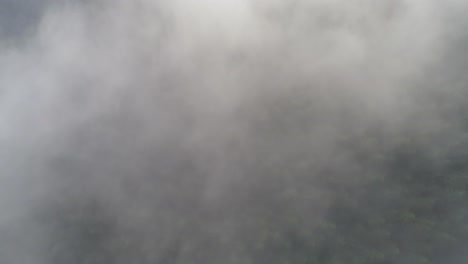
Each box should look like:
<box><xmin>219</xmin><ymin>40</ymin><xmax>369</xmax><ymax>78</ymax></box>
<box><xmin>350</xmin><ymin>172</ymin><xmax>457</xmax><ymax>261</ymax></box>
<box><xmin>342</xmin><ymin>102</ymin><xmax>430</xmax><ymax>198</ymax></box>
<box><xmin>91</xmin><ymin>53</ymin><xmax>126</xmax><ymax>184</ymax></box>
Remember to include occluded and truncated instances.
<box><xmin>0</xmin><ymin>0</ymin><xmax>468</xmax><ymax>263</ymax></box>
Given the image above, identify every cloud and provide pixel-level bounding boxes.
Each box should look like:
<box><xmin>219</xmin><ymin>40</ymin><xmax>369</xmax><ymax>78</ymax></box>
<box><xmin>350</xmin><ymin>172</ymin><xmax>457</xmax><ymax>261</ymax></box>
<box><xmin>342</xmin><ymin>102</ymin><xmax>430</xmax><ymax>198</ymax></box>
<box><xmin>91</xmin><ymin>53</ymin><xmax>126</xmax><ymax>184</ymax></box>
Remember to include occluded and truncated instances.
<box><xmin>0</xmin><ymin>0</ymin><xmax>466</xmax><ymax>263</ymax></box>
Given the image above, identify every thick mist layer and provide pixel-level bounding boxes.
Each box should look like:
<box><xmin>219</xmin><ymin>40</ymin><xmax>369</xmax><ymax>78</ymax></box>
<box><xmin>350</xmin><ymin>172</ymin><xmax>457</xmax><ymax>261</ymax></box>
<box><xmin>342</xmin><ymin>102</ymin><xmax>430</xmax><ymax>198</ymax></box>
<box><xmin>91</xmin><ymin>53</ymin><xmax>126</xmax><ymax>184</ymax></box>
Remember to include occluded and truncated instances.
<box><xmin>1</xmin><ymin>1</ymin><xmax>468</xmax><ymax>263</ymax></box>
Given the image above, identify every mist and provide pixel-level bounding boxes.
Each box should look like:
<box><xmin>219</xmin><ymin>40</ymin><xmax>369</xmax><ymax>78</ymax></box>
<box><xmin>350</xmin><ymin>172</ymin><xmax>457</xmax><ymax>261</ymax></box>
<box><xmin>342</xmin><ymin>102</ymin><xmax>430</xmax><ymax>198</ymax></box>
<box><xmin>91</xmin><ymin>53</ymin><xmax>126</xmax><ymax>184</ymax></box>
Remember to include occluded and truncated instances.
<box><xmin>1</xmin><ymin>0</ymin><xmax>468</xmax><ymax>263</ymax></box>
